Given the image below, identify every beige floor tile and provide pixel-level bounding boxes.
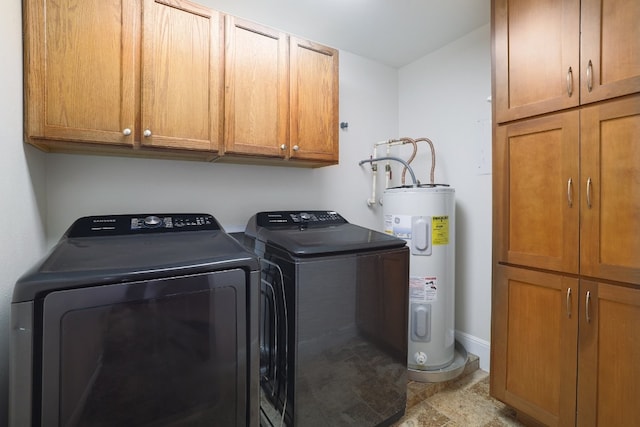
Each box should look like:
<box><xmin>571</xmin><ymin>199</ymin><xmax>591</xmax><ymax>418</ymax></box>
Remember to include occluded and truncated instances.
<box><xmin>395</xmin><ymin>370</ymin><xmax>523</xmax><ymax>427</ymax></box>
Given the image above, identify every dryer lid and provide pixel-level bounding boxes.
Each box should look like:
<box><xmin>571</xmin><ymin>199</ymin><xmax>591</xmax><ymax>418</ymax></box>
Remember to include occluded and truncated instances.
<box><xmin>13</xmin><ymin>213</ymin><xmax>259</xmax><ymax>302</ymax></box>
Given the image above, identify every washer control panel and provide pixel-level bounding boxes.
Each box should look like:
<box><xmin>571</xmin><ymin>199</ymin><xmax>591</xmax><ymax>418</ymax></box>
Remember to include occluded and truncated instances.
<box><xmin>67</xmin><ymin>214</ymin><xmax>221</xmax><ymax>237</ymax></box>
<box><xmin>255</xmin><ymin>211</ymin><xmax>347</xmax><ymax>228</ymax></box>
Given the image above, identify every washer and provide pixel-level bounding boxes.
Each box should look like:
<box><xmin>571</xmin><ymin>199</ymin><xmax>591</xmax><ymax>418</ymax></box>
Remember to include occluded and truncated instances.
<box><xmin>10</xmin><ymin>213</ymin><xmax>260</xmax><ymax>427</ymax></box>
<box><xmin>244</xmin><ymin>210</ymin><xmax>409</xmax><ymax>427</ymax></box>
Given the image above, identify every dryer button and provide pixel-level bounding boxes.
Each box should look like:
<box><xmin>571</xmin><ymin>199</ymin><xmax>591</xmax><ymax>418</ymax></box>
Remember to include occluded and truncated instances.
<box><xmin>144</xmin><ymin>216</ymin><xmax>163</xmax><ymax>228</ymax></box>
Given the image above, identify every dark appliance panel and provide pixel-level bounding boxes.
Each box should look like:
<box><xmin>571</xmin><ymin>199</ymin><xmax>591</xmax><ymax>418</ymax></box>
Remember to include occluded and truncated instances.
<box><xmin>10</xmin><ymin>213</ymin><xmax>260</xmax><ymax>427</ymax></box>
<box><xmin>246</xmin><ymin>210</ymin><xmax>409</xmax><ymax>427</ymax></box>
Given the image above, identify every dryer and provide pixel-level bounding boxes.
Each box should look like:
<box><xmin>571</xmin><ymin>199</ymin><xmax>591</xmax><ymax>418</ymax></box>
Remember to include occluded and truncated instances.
<box><xmin>10</xmin><ymin>213</ymin><xmax>260</xmax><ymax>427</ymax></box>
<box><xmin>244</xmin><ymin>210</ymin><xmax>409</xmax><ymax>427</ymax></box>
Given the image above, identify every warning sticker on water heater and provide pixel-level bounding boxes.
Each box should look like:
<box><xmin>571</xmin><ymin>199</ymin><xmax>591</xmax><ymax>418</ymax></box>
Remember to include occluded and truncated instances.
<box><xmin>410</xmin><ymin>276</ymin><xmax>438</xmax><ymax>302</ymax></box>
<box><xmin>431</xmin><ymin>216</ymin><xmax>450</xmax><ymax>245</ymax></box>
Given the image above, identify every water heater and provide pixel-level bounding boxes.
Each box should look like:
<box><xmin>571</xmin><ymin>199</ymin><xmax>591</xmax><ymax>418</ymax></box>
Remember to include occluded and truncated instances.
<box><xmin>383</xmin><ymin>186</ymin><xmax>456</xmax><ymax>373</ymax></box>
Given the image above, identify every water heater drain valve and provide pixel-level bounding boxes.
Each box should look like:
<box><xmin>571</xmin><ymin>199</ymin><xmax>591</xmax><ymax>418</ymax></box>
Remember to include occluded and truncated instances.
<box><xmin>414</xmin><ymin>351</ymin><xmax>428</xmax><ymax>365</ymax></box>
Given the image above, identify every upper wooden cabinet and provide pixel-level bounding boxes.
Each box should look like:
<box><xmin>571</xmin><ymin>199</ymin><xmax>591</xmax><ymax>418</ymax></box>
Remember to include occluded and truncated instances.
<box><xmin>219</xmin><ymin>20</ymin><xmax>339</xmax><ymax>166</ymax></box>
<box><xmin>493</xmin><ymin>0</ymin><xmax>580</xmax><ymax>122</ymax></box>
<box><xmin>289</xmin><ymin>37</ymin><xmax>339</xmax><ymax>165</ymax></box>
<box><xmin>140</xmin><ymin>0</ymin><xmax>223</xmax><ymax>153</ymax></box>
<box><xmin>494</xmin><ymin>0</ymin><xmax>640</xmax><ymax>123</ymax></box>
<box><xmin>580</xmin><ymin>0</ymin><xmax>640</xmax><ymax>105</ymax></box>
<box><xmin>23</xmin><ymin>0</ymin><xmax>339</xmax><ymax>166</ymax></box>
<box><xmin>24</xmin><ymin>0</ymin><xmax>223</xmax><ymax>159</ymax></box>
<box><xmin>223</xmin><ymin>16</ymin><xmax>289</xmax><ymax>159</ymax></box>
<box><xmin>24</xmin><ymin>0</ymin><xmax>139</xmax><ymax>148</ymax></box>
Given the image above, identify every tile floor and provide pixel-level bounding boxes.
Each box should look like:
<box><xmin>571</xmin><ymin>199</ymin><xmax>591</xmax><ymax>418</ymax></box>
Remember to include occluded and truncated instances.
<box><xmin>393</xmin><ymin>358</ymin><xmax>523</xmax><ymax>427</ymax></box>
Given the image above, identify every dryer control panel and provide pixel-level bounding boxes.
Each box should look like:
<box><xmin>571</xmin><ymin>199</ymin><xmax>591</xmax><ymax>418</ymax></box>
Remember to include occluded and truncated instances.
<box><xmin>254</xmin><ymin>211</ymin><xmax>347</xmax><ymax>228</ymax></box>
<box><xmin>66</xmin><ymin>214</ymin><xmax>221</xmax><ymax>237</ymax></box>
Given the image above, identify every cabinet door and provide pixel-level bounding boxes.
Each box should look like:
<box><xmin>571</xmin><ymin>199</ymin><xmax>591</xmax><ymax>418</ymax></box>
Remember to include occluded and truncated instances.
<box><xmin>494</xmin><ymin>111</ymin><xmax>579</xmax><ymax>273</ymax></box>
<box><xmin>493</xmin><ymin>0</ymin><xmax>580</xmax><ymax>123</ymax></box>
<box><xmin>580</xmin><ymin>0</ymin><xmax>640</xmax><ymax>104</ymax></box>
<box><xmin>223</xmin><ymin>16</ymin><xmax>289</xmax><ymax>158</ymax></box>
<box><xmin>580</xmin><ymin>96</ymin><xmax>640</xmax><ymax>284</ymax></box>
<box><xmin>24</xmin><ymin>0</ymin><xmax>138</xmax><ymax>146</ymax></box>
<box><xmin>490</xmin><ymin>265</ymin><xmax>578</xmax><ymax>427</ymax></box>
<box><xmin>290</xmin><ymin>37</ymin><xmax>339</xmax><ymax>164</ymax></box>
<box><xmin>577</xmin><ymin>281</ymin><xmax>640</xmax><ymax>426</ymax></box>
<box><xmin>141</xmin><ymin>0</ymin><xmax>222</xmax><ymax>152</ymax></box>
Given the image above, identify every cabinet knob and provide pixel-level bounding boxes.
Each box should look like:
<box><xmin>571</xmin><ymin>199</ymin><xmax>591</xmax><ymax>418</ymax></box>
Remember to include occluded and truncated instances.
<box><xmin>293</xmin><ymin>145</ymin><xmax>300</xmax><ymax>152</ymax></box>
<box><xmin>143</xmin><ymin>129</ymin><xmax>152</xmax><ymax>137</ymax></box>
<box><xmin>280</xmin><ymin>144</ymin><xmax>287</xmax><ymax>150</ymax></box>
<box><xmin>122</xmin><ymin>128</ymin><xmax>132</xmax><ymax>136</ymax></box>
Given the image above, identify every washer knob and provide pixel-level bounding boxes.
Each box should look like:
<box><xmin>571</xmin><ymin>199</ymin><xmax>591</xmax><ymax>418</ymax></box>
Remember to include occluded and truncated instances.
<box><xmin>144</xmin><ymin>215</ymin><xmax>163</xmax><ymax>228</ymax></box>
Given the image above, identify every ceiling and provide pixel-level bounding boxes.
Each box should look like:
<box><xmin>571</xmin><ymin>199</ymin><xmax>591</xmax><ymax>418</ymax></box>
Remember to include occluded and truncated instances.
<box><xmin>207</xmin><ymin>0</ymin><xmax>491</xmax><ymax>68</ymax></box>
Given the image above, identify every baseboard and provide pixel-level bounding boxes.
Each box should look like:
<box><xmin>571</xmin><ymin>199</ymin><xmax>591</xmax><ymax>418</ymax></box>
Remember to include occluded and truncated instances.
<box><xmin>455</xmin><ymin>330</ymin><xmax>490</xmax><ymax>372</ymax></box>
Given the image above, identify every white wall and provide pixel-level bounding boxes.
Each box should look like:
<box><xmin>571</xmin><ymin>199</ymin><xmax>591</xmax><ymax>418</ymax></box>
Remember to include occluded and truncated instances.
<box><xmin>398</xmin><ymin>24</ymin><xmax>493</xmax><ymax>367</ymax></box>
<box><xmin>45</xmin><ymin>51</ymin><xmax>398</xmax><ymax>240</ymax></box>
<box><xmin>0</xmin><ymin>0</ymin><xmax>48</xmax><ymax>421</ymax></box>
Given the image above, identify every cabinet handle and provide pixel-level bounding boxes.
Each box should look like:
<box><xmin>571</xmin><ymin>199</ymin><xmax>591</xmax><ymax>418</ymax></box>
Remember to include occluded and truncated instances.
<box><xmin>122</xmin><ymin>128</ymin><xmax>132</xmax><ymax>136</ymax></box>
<box><xmin>586</xmin><ymin>60</ymin><xmax>593</xmax><ymax>93</ymax></box>
<box><xmin>566</xmin><ymin>287</ymin><xmax>572</xmax><ymax>318</ymax></box>
<box><xmin>567</xmin><ymin>178</ymin><xmax>573</xmax><ymax>207</ymax></box>
<box><xmin>585</xmin><ymin>291</ymin><xmax>592</xmax><ymax>323</ymax></box>
<box><xmin>292</xmin><ymin>145</ymin><xmax>300</xmax><ymax>152</ymax></box>
<box><xmin>143</xmin><ymin>129</ymin><xmax>152</xmax><ymax>137</ymax></box>
<box><xmin>586</xmin><ymin>177</ymin><xmax>592</xmax><ymax>208</ymax></box>
<box><xmin>566</xmin><ymin>67</ymin><xmax>573</xmax><ymax>97</ymax></box>
<box><xmin>280</xmin><ymin>144</ymin><xmax>287</xmax><ymax>150</ymax></box>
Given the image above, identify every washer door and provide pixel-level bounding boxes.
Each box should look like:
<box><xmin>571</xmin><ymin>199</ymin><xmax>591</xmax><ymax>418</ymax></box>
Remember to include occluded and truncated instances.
<box><xmin>259</xmin><ymin>261</ymin><xmax>289</xmax><ymax>422</ymax></box>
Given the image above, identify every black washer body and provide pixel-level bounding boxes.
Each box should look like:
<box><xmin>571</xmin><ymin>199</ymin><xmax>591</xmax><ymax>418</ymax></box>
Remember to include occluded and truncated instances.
<box><xmin>245</xmin><ymin>210</ymin><xmax>409</xmax><ymax>427</ymax></box>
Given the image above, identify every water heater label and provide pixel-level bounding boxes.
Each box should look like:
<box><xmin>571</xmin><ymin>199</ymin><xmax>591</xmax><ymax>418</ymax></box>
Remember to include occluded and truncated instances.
<box><xmin>410</xmin><ymin>276</ymin><xmax>438</xmax><ymax>302</ymax></box>
<box><xmin>384</xmin><ymin>214</ymin><xmax>412</xmax><ymax>238</ymax></box>
<box><xmin>431</xmin><ymin>216</ymin><xmax>449</xmax><ymax>245</ymax></box>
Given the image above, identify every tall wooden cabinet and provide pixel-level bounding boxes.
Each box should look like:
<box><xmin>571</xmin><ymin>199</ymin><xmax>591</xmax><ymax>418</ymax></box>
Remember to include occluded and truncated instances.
<box><xmin>491</xmin><ymin>0</ymin><xmax>640</xmax><ymax>425</ymax></box>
